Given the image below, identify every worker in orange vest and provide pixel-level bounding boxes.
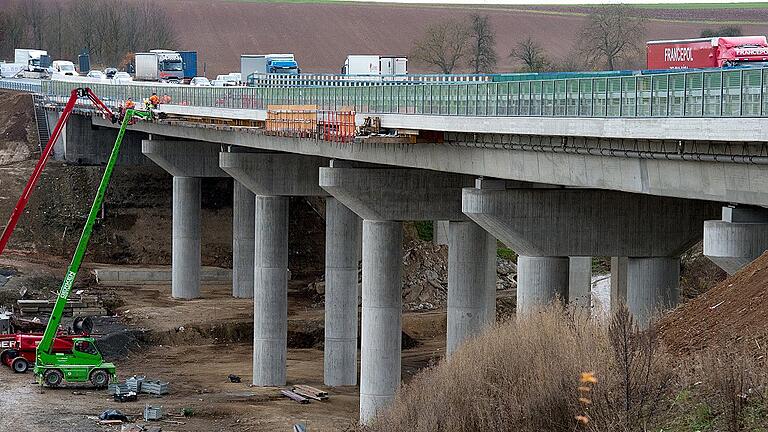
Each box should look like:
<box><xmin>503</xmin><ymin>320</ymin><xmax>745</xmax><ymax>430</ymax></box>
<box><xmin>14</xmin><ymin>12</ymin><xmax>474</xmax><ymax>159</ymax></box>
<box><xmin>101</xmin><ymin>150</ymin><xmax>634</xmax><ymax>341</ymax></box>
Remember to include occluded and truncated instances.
<box><xmin>124</xmin><ymin>98</ymin><xmax>136</xmax><ymax>110</ymax></box>
<box><xmin>149</xmin><ymin>92</ymin><xmax>160</xmax><ymax>108</ymax></box>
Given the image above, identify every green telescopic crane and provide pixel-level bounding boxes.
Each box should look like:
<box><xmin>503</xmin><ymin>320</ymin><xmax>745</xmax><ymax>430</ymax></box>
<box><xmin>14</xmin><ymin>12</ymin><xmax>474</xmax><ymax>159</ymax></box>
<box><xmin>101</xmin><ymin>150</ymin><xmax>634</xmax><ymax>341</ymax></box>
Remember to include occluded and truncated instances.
<box><xmin>34</xmin><ymin>108</ymin><xmax>152</xmax><ymax>388</ymax></box>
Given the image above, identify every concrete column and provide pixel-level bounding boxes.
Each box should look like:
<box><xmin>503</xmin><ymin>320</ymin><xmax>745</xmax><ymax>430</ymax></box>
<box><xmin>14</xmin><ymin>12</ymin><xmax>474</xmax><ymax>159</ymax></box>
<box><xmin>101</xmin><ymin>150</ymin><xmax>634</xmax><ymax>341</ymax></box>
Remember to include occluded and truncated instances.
<box><xmin>610</xmin><ymin>257</ymin><xmax>628</xmax><ymax>310</ymax></box>
<box><xmin>516</xmin><ymin>256</ymin><xmax>569</xmax><ymax>315</ymax></box>
<box><xmin>232</xmin><ymin>181</ymin><xmax>255</xmax><ymax>298</ymax></box>
<box><xmin>433</xmin><ymin>220</ymin><xmax>449</xmax><ymax>246</ymax></box>
<box><xmin>172</xmin><ymin>176</ymin><xmax>201</xmax><ymax>299</ymax></box>
<box><xmin>568</xmin><ymin>257</ymin><xmax>592</xmax><ymax>308</ymax></box>
<box><xmin>447</xmin><ymin>221</ymin><xmax>496</xmax><ymax>356</ymax></box>
<box><xmin>324</xmin><ymin>197</ymin><xmax>362</xmax><ymax>387</ymax></box>
<box><xmin>252</xmin><ymin>196</ymin><xmax>289</xmax><ymax>386</ymax></box>
<box><xmin>704</xmin><ymin>206</ymin><xmax>768</xmax><ymax>274</ymax></box>
<box><xmin>626</xmin><ymin>257</ymin><xmax>680</xmax><ymax>328</ymax></box>
<box><xmin>359</xmin><ymin>220</ymin><xmax>402</xmax><ymax>424</ymax></box>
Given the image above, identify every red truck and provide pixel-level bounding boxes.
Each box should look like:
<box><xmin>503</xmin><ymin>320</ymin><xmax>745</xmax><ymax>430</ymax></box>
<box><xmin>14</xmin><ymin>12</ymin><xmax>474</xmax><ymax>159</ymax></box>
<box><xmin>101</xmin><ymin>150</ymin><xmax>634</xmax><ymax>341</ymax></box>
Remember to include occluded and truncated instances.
<box><xmin>647</xmin><ymin>36</ymin><xmax>768</xmax><ymax>69</ymax></box>
<box><xmin>0</xmin><ymin>334</ymin><xmax>79</xmax><ymax>373</ymax></box>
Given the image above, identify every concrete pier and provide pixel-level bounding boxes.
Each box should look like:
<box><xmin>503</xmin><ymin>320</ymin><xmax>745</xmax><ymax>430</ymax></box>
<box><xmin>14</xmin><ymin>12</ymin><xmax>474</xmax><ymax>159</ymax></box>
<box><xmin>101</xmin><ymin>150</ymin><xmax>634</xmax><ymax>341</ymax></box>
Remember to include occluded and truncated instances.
<box><xmin>626</xmin><ymin>257</ymin><xmax>680</xmax><ymax>328</ymax></box>
<box><xmin>516</xmin><ymin>256</ymin><xmax>569</xmax><ymax>314</ymax></box>
<box><xmin>569</xmin><ymin>257</ymin><xmax>592</xmax><ymax>308</ymax></box>
<box><xmin>232</xmin><ymin>181</ymin><xmax>255</xmax><ymax>298</ymax></box>
<box><xmin>610</xmin><ymin>257</ymin><xmax>628</xmax><ymax>310</ymax></box>
<box><xmin>359</xmin><ymin>220</ymin><xmax>403</xmax><ymax>424</ymax></box>
<box><xmin>172</xmin><ymin>177</ymin><xmax>201</xmax><ymax>299</ymax></box>
<box><xmin>252</xmin><ymin>196</ymin><xmax>289</xmax><ymax>386</ymax></box>
<box><xmin>324</xmin><ymin>197</ymin><xmax>362</xmax><ymax>386</ymax></box>
<box><xmin>704</xmin><ymin>206</ymin><xmax>768</xmax><ymax>274</ymax></box>
<box><xmin>446</xmin><ymin>221</ymin><xmax>496</xmax><ymax>356</ymax></box>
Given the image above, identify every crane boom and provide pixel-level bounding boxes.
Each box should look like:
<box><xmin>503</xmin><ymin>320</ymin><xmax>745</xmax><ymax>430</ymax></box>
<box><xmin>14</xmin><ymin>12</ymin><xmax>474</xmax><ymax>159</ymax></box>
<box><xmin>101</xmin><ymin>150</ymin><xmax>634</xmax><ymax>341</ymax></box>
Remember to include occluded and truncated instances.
<box><xmin>37</xmin><ymin>109</ymin><xmax>148</xmax><ymax>356</ymax></box>
<box><xmin>0</xmin><ymin>88</ymin><xmax>115</xmax><ymax>256</ymax></box>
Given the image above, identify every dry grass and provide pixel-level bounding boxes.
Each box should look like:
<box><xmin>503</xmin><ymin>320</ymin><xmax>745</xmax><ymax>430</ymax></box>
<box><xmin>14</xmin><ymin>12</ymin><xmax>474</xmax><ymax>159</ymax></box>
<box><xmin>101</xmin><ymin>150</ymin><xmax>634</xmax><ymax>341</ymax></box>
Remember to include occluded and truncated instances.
<box><xmin>363</xmin><ymin>305</ymin><xmax>677</xmax><ymax>432</ymax></box>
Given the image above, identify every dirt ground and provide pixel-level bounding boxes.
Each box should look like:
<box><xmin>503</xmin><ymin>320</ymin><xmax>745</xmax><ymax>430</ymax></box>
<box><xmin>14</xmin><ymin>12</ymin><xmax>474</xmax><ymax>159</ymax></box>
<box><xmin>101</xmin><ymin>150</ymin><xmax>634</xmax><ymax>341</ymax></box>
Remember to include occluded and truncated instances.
<box><xmin>0</xmin><ymin>252</ymin><xmax>448</xmax><ymax>432</ymax></box>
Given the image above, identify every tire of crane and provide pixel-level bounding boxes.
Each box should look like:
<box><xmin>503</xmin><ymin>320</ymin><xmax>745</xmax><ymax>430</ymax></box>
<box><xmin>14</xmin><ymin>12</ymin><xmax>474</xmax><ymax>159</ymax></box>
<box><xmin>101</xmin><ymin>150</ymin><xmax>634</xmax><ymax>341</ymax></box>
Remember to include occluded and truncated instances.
<box><xmin>89</xmin><ymin>369</ymin><xmax>109</xmax><ymax>389</ymax></box>
<box><xmin>11</xmin><ymin>357</ymin><xmax>28</xmax><ymax>373</ymax></box>
<box><xmin>43</xmin><ymin>369</ymin><xmax>64</xmax><ymax>387</ymax></box>
<box><xmin>0</xmin><ymin>349</ymin><xmax>16</xmax><ymax>366</ymax></box>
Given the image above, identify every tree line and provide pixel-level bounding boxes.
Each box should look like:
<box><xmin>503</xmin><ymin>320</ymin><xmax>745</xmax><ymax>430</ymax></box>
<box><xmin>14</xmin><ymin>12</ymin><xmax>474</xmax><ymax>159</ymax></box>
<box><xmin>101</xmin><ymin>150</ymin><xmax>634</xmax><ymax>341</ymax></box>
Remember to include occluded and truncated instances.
<box><xmin>411</xmin><ymin>5</ymin><xmax>744</xmax><ymax>74</ymax></box>
<box><xmin>0</xmin><ymin>0</ymin><xmax>176</xmax><ymax>69</ymax></box>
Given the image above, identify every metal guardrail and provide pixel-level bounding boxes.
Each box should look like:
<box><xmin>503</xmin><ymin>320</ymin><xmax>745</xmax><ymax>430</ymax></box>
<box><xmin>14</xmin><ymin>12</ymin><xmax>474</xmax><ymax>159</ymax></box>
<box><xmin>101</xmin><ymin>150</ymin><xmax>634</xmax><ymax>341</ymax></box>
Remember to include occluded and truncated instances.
<box><xmin>40</xmin><ymin>67</ymin><xmax>768</xmax><ymax>118</ymax></box>
<box><xmin>0</xmin><ymin>79</ymin><xmax>41</xmax><ymax>93</ymax></box>
<box><xmin>247</xmin><ymin>73</ymin><xmax>491</xmax><ymax>87</ymax></box>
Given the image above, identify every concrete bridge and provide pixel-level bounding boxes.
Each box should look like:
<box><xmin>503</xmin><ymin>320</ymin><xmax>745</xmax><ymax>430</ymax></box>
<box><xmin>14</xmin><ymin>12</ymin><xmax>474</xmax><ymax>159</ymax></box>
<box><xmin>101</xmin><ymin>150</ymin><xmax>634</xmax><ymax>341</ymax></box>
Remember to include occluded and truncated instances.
<box><xmin>24</xmin><ymin>67</ymin><xmax>768</xmax><ymax>422</ymax></box>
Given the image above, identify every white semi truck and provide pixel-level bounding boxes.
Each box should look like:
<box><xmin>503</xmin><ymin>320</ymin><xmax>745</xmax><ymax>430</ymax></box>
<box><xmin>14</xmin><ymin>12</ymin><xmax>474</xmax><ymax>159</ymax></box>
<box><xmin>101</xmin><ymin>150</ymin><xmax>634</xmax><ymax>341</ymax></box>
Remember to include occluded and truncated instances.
<box><xmin>341</xmin><ymin>55</ymin><xmax>407</xmax><ymax>75</ymax></box>
<box><xmin>135</xmin><ymin>50</ymin><xmax>184</xmax><ymax>82</ymax></box>
<box><xmin>11</xmin><ymin>49</ymin><xmax>50</xmax><ymax>78</ymax></box>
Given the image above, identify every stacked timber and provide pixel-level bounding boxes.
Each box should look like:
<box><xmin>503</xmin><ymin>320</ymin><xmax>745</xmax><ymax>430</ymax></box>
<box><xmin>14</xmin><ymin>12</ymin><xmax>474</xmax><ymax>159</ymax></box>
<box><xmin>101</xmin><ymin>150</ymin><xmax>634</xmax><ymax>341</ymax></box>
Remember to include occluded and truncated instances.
<box><xmin>16</xmin><ymin>295</ymin><xmax>107</xmax><ymax>317</ymax></box>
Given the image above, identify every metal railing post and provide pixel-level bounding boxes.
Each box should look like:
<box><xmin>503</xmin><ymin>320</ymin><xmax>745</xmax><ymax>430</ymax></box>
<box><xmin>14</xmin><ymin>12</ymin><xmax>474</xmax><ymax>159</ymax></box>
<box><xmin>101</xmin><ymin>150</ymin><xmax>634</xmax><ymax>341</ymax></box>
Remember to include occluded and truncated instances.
<box><xmin>739</xmin><ymin>69</ymin><xmax>744</xmax><ymax>116</ymax></box>
<box><xmin>720</xmin><ymin>70</ymin><xmax>724</xmax><ymax>117</ymax></box>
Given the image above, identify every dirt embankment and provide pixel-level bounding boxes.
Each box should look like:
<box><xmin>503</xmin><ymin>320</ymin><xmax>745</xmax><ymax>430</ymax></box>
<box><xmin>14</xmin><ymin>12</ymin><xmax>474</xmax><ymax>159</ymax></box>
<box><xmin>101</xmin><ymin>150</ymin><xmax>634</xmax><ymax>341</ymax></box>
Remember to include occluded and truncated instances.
<box><xmin>659</xmin><ymin>251</ymin><xmax>768</xmax><ymax>356</ymax></box>
<box><xmin>0</xmin><ymin>90</ymin><xmax>36</xmax><ymax>166</ymax></box>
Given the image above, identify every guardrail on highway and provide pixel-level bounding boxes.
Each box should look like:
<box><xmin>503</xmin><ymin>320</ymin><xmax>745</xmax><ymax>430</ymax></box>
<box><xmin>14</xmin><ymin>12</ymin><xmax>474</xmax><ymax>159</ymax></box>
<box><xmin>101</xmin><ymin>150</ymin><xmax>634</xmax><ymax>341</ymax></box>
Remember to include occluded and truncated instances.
<box><xmin>0</xmin><ymin>79</ymin><xmax>41</xmax><ymax>93</ymax></box>
<box><xmin>40</xmin><ymin>67</ymin><xmax>768</xmax><ymax>118</ymax></box>
<box><xmin>247</xmin><ymin>73</ymin><xmax>491</xmax><ymax>87</ymax></box>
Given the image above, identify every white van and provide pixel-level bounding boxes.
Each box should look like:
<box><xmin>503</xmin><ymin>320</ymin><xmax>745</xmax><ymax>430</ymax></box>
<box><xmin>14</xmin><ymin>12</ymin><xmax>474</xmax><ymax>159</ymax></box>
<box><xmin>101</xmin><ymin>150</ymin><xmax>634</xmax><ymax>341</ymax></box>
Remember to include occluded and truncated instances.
<box><xmin>51</xmin><ymin>60</ymin><xmax>77</xmax><ymax>76</ymax></box>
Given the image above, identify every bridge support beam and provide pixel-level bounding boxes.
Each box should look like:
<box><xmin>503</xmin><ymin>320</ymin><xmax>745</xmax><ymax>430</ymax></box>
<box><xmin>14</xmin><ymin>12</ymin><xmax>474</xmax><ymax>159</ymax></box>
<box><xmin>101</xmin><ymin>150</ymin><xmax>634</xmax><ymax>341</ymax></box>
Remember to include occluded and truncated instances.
<box><xmin>252</xmin><ymin>195</ymin><xmax>289</xmax><ymax>385</ymax></box>
<box><xmin>220</xmin><ymin>151</ymin><xmax>328</xmax><ymax>386</ymax></box>
<box><xmin>463</xmin><ymin>184</ymin><xmax>719</xmax><ymax>325</ymax></box>
<box><xmin>447</xmin><ymin>221</ymin><xmax>496</xmax><ymax>356</ymax></box>
<box><xmin>627</xmin><ymin>257</ymin><xmax>680</xmax><ymax>328</ymax></box>
<box><xmin>172</xmin><ymin>177</ymin><xmax>201</xmax><ymax>299</ymax></box>
<box><xmin>704</xmin><ymin>206</ymin><xmax>768</xmax><ymax>274</ymax></box>
<box><xmin>569</xmin><ymin>256</ymin><xmax>592</xmax><ymax>308</ymax></box>
<box><xmin>324</xmin><ymin>197</ymin><xmax>362</xmax><ymax>386</ymax></box>
<box><xmin>359</xmin><ymin>220</ymin><xmax>403</xmax><ymax>422</ymax></box>
<box><xmin>233</xmin><ymin>181</ymin><xmax>255</xmax><ymax>298</ymax></box>
<box><xmin>142</xmin><ymin>140</ymin><xmax>227</xmax><ymax>299</ymax></box>
<box><xmin>320</xmin><ymin>165</ymin><xmax>497</xmax><ymax>423</ymax></box>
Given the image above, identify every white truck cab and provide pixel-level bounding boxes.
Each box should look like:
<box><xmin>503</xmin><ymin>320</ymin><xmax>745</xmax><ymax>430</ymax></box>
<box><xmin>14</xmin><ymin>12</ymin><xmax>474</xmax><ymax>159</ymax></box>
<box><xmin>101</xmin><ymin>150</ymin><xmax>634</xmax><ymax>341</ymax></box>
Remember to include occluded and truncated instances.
<box><xmin>51</xmin><ymin>60</ymin><xmax>77</xmax><ymax>76</ymax></box>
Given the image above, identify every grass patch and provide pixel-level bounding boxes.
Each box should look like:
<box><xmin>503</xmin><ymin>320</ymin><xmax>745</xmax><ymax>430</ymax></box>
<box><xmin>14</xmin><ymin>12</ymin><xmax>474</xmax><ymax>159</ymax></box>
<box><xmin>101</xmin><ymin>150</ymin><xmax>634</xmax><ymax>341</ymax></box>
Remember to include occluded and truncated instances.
<box><xmin>496</xmin><ymin>247</ymin><xmax>516</xmax><ymax>261</ymax></box>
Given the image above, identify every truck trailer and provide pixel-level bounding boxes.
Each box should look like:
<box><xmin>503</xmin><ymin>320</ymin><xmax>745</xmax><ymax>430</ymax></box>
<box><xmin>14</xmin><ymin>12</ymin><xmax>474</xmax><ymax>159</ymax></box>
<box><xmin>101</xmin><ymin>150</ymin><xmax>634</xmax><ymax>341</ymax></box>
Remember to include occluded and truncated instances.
<box><xmin>341</xmin><ymin>55</ymin><xmax>407</xmax><ymax>75</ymax></box>
<box><xmin>647</xmin><ymin>36</ymin><xmax>768</xmax><ymax>70</ymax></box>
<box><xmin>12</xmin><ymin>49</ymin><xmax>50</xmax><ymax>78</ymax></box>
<box><xmin>241</xmin><ymin>54</ymin><xmax>299</xmax><ymax>80</ymax></box>
<box><xmin>135</xmin><ymin>50</ymin><xmax>184</xmax><ymax>82</ymax></box>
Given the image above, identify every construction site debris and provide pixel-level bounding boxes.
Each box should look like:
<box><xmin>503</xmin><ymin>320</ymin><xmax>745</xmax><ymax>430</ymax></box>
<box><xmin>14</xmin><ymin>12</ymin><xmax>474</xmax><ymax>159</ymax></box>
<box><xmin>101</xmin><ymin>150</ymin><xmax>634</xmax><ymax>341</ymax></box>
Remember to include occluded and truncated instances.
<box><xmin>144</xmin><ymin>405</ymin><xmax>164</xmax><ymax>421</ymax></box>
<box><xmin>281</xmin><ymin>389</ymin><xmax>310</xmax><ymax>404</ymax></box>
<box><xmin>292</xmin><ymin>385</ymin><xmax>328</xmax><ymax>401</ymax></box>
<box><xmin>127</xmin><ymin>375</ymin><xmax>145</xmax><ymax>392</ymax></box>
<box><xmin>99</xmin><ymin>409</ymin><xmax>129</xmax><ymax>422</ymax></box>
<box><xmin>142</xmin><ymin>380</ymin><xmax>169</xmax><ymax>395</ymax></box>
<box><xmin>228</xmin><ymin>374</ymin><xmax>241</xmax><ymax>383</ymax></box>
<box><xmin>17</xmin><ymin>295</ymin><xmax>107</xmax><ymax>317</ymax></box>
<box><xmin>114</xmin><ymin>391</ymin><xmax>138</xmax><ymax>403</ymax></box>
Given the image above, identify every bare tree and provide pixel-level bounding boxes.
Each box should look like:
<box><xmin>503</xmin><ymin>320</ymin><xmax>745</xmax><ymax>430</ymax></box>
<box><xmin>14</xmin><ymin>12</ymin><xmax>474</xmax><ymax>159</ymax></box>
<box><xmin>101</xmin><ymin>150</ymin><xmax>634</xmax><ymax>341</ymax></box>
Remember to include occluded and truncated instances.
<box><xmin>411</xmin><ymin>18</ymin><xmax>471</xmax><ymax>74</ymax></box>
<box><xmin>701</xmin><ymin>25</ymin><xmax>743</xmax><ymax>38</ymax></box>
<box><xmin>468</xmin><ymin>14</ymin><xmax>497</xmax><ymax>74</ymax></box>
<box><xmin>580</xmin><ymin>4</ymin><xmax>647</xmax><ymax>70</ymax></box>
<box><xmin>509</xmin><ymin>37</ymin><xmax>550</xmax><ymax>72</ymax></box>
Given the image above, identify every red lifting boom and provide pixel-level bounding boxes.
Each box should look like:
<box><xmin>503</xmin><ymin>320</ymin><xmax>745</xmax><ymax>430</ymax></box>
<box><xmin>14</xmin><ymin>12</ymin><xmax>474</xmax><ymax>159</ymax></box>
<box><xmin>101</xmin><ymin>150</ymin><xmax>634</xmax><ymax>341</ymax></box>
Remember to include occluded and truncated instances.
<box><xmin>0</xmin><ymin>88</ymin><xmax>115</xmax><ymax>256</ymax></box>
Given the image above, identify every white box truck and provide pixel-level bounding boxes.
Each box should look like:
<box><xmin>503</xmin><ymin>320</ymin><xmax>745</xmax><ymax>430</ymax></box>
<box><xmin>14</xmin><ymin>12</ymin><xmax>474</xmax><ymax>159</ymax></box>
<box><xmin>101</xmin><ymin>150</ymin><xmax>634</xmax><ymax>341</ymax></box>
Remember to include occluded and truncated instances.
<box><xmin>13</xmin><ymin>49</ymin><xmax>50</xmax><ymax>78</ymax></box>
<box><xmin>342</xmin><ymin>55</ymin><xmax>407</xmax><ymax>75</ymax></box>
<box><xmin>241</xmin><ymin>54</ymin><xmax>299</xmax><ymax>82</ymax></box>
<box><xmin>135</xmin><ymin>50</ymin><xmax>184</xmax><ymax>82</ymax></box>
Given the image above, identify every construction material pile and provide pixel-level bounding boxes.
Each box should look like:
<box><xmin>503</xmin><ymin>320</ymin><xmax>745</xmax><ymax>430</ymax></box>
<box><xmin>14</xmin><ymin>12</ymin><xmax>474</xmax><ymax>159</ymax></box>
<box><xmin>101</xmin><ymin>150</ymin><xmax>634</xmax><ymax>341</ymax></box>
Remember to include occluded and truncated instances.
<box><xmin>658</xmin><ymin>251</ymin><xmax>768</xmax><ymax>356</ymax></box>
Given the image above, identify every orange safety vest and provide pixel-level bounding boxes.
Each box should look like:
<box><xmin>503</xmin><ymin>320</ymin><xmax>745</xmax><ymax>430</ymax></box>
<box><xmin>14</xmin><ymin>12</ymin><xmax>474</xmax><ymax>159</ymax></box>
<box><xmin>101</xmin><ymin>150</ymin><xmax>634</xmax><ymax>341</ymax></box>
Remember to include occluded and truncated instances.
<box><xmin>125</xmin><ymin>100</ymin><xmax>136</xmax><ymax>109</ymax></box>
<box><xmin>149</xmin><ymin>95</ymin><xmax>160</xmax><ymax>105</ymax></box>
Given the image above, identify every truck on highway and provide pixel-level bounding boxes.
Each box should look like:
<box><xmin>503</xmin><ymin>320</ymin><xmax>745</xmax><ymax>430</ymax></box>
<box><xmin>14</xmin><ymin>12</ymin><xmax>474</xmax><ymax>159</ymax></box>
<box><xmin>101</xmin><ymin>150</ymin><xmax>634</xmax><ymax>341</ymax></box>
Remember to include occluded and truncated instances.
<box><xmin>241</xmin><ymin>54</ymin><xmax>299</xmax><ymax>80</ymax></box>
<box><xmin>178</xmin><ymin>50</ymin><xmax>198</xmax><ymax>82</ymax></box>
<box><xmin>51</xmin><ymin>60</ymin><xmax>77</xmax><ymax>77</ymax></box>
<box><xmin>13</xmin><ymin>49</ymin><xmax>50</xmax><ymax>78</ymax></box>
<box><xmin>135</xmin><ymin>50</ymin><xmax>184</xmax><ymax>82</ymax></box>
<box><xmin>341</xmin><ymin>55</ymin><xmax>407</xmax><ymax>75</ymax></box>
<box><xmin>647</xmin><ymin>36</ymin><xmax>768</xmax><ymax>70</ymax></box>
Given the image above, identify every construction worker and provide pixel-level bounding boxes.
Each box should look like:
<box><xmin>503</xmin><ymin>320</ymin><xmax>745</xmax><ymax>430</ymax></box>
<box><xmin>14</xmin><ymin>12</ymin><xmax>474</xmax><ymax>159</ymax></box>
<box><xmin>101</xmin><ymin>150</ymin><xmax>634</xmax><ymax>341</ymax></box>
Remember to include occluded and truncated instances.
<box><xmin>124</xmin><ymin>97</ymin><xmax>136</xmax><ymax>110</ymax></box>
<box><xmin>149</xmin><ymin>92</ymin><xmax>160</xmax><ymax>108</ymax></box>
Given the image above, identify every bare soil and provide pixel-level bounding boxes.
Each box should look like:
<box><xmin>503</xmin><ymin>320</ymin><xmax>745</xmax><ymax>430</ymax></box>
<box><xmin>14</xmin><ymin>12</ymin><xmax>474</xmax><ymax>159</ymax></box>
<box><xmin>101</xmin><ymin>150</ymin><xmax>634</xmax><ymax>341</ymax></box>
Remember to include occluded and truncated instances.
<box><xmin>658</xmin><ymin>251</ymin><xmax>768</xmax><ymax>356</ymax></box>
<box><xmin>0</xmin><ymin>261</ymin><xmax>448</xmax><ymax>432</ymax></box>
